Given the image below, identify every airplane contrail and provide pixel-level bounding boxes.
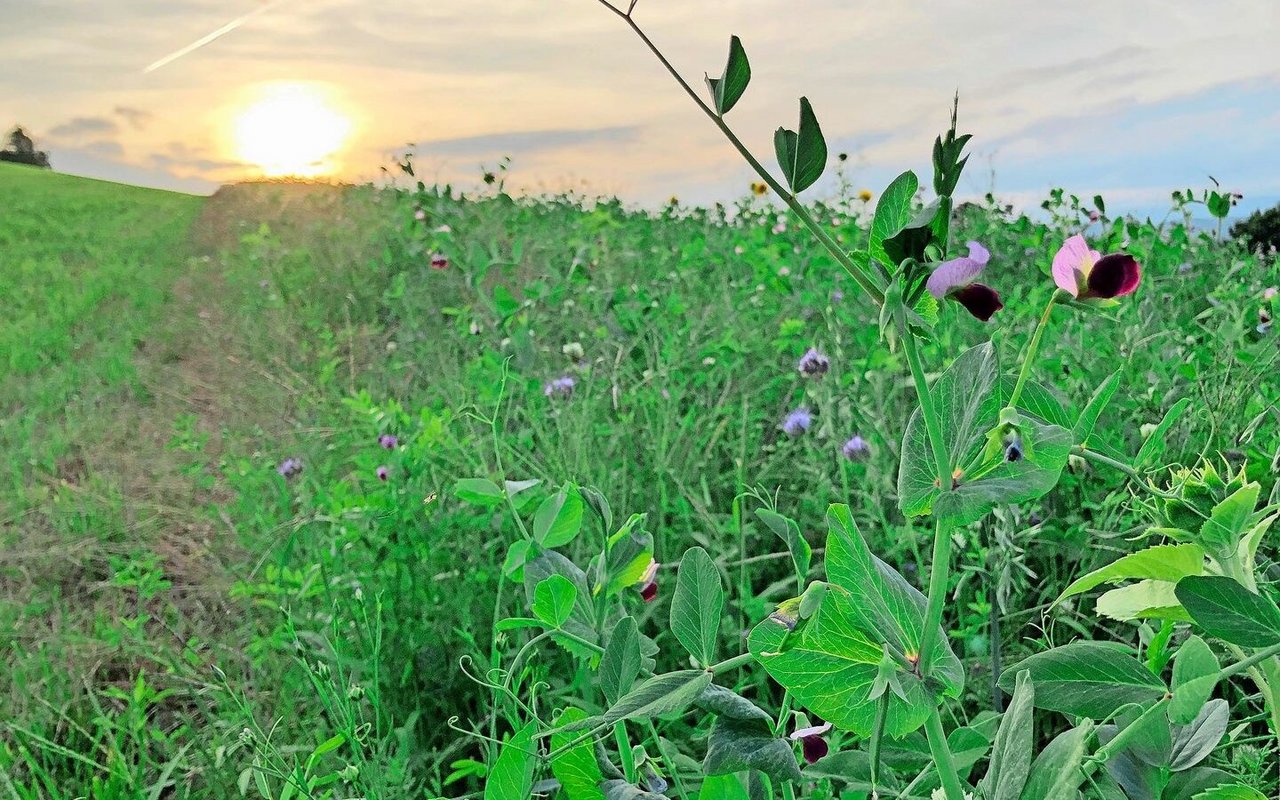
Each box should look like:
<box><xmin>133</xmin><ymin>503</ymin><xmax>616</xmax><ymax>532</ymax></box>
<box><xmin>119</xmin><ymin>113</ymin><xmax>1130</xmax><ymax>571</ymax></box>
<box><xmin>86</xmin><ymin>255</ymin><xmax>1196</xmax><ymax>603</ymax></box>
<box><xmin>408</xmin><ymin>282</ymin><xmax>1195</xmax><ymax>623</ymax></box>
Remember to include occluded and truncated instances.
<box><xmin>144</xmin><ymin>0</ymin><xmax>288</xmax><ymax>74</ymax></box>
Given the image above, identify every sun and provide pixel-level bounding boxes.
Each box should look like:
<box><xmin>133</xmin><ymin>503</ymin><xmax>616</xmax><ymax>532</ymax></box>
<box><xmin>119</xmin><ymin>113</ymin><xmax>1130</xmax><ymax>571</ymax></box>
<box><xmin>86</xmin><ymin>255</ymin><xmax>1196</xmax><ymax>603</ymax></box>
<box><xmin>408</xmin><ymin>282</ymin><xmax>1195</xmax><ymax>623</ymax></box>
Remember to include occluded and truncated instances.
<box><xmin>232</xmin><ymin>82</ymin><xmax>352</xmax><ymax>178</ymax></box>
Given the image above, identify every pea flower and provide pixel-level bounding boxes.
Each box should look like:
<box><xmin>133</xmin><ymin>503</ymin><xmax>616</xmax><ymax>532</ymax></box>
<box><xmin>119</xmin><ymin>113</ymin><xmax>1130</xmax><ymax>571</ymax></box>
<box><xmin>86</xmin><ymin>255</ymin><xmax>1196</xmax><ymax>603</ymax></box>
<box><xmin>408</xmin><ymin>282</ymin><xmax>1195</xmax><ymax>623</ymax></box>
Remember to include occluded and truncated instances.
<box><xmin>797</xmin><ymin>348</ymin><xmax>829</xmax><ymax>377</ymax></box>
<box><xmin>376</xmin><ymin>465</ymin><xmax>389</xmax><ymax>481</ymax></box>
<box><xmin>925</xmin><ymin>241</ymin><xmax>1003</xmax><ymax>321</ymax></box>
<box><xmin>378</xmin><ymin>434</ymin><xmax>398</xmax><ymax>449</ymax></box>
<box><xmin>544</xmin><ymin>375</ymin><xmax>576</xmax><ymax>399</ymax></box>
<box><xmin>276</xmin><ymin>458</ymin><xmax>303</xmax><ymax>479</ymax></box>
<box><xmin>430</xmin><ymin>253</ymin><xmax>449</xmax><ymax>270</ymax></box>
<box><xmin>789</xmin><ymin>721</ymin><xmax>832</xmax><ymax>764</ymax></box>
<box><xmin>781</xmin><ymin>408</ymin><xmax>812</xmax><ymax>438</ymax></box>
<box><xmin>1051</xmin><ymin>234</ymin><xmax>1141</xmax><ymax>300</ymax></box>
<box><xmin>413</xmin><ymin>208</ymin><xmax>426</xmax><ymax>221</ymax></box>
<box><xmin>637</xmin><ymin>559</ymin><xmax>659</xmax><ymax>602</ymax></box>
<box><xmin>1263</xmin><ymin>287</ymin><xmax>1277</xmax><ymax>301</ymax></box>
<box><xmin>842</xmin><ymin>434</ymin><xmax>870</xmax><ymax>460</ymax></box>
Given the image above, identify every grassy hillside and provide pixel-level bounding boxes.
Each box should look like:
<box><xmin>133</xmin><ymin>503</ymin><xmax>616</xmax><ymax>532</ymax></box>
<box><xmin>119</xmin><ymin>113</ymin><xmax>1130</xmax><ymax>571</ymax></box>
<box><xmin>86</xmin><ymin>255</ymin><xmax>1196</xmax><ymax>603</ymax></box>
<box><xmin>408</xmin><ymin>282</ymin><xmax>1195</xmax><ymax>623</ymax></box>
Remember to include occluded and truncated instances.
<box><xmin>1</xmin><ymin>166</ymin><xmax>1278</xmax><ymax>797</ymax></box>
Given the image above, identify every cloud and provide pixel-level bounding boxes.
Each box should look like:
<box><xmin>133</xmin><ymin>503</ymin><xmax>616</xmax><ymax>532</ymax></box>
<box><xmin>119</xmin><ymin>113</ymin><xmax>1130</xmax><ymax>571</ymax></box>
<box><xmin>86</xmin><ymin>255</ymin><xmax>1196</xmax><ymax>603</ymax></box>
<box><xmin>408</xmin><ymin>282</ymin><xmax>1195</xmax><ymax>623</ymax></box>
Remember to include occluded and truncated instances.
<box><xmin>407</xmin><ymin>125</ymin><xmax>641</xmax><ymax>159</ymax></box>
<box><xmin>114</xmin><ymin>106</ymin><xmax>152</xmax><ymax>129</ymax></box>
<box><xmin>48</xmin><ymin>116</ymin><xmax>119</xmax><ymax>139</ymax></box>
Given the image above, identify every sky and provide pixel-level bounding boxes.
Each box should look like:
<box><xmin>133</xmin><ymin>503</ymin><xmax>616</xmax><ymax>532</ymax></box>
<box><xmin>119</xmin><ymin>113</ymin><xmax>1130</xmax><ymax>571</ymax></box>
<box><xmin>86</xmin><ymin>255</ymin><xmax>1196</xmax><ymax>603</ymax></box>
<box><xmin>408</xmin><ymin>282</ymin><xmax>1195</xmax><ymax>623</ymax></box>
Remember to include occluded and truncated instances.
<box><xmin>3</xmin><ymin>1</ymin><xmax>1278</xmax><ymax>218</ymax></box>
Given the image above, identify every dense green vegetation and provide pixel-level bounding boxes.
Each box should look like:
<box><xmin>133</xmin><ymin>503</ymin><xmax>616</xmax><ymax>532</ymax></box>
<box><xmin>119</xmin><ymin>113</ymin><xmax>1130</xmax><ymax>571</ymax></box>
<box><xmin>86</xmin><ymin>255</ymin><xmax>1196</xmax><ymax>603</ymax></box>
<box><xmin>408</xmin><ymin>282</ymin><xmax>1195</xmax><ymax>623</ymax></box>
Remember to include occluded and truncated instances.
<box><xmin>1</xmin><ymin>160</ymin><xmax>1278</xmax><ymax>798</ymax></box>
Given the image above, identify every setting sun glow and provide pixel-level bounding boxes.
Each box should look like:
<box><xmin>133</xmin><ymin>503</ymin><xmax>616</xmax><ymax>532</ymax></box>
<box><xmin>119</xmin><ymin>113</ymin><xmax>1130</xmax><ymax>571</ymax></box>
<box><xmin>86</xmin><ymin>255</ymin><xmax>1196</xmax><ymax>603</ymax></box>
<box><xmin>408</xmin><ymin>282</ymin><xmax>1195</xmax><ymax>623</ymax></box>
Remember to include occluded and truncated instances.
<box><xmin>232</xmin><ymin>82</ymin><xmax>352</xmax><ymax>177</ymax></box>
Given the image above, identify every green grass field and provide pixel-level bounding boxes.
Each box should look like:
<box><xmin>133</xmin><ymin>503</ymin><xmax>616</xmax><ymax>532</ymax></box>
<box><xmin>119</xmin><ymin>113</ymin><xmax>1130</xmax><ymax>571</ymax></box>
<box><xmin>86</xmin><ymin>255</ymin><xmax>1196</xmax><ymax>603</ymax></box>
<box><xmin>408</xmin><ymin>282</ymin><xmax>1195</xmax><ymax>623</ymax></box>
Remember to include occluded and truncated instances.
<box><xmin>2</xmin><ymin>162</ymin><xmax>1278</xmax><ymax>797</ymax></box>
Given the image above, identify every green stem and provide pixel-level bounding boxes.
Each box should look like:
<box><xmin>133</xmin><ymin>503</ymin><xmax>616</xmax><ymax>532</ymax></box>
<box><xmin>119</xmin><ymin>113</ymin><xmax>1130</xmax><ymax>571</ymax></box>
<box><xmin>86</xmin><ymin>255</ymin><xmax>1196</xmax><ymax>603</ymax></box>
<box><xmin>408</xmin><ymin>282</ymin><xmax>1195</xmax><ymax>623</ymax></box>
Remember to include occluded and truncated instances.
<box><xmin>919</xmin><ymin>516</ymin><xmax>953</xmax><ymax>673</ymax></box>
<box><xmin>1070</xmin><ymin>447</ymin><xmax>1185</xmax><ymax>502</ymax></box>
<box><xmin>901</xmin><ymin>330</ymin><xmax>950</xmax><ymax>483</ymax></box>
<box><xmin>595</xmin><ymin>0</ymin><xmax>885</xmax><ymax>306</ymax></box>
<box><xmin>1007</xmin><ymin>291</ymin><xmax>1059</xmax><ymax>410</ymax></box>
<box><xmin>924</xmin><ymin>707</ymin><xmax>966</xmax><ymax>800</ymax></box>
<box><xmin>708</xmin><ymin>652</ymin><xmax>754</xmax><ymax>675</ymax></box>
<box><xmin>645</xmin><ymin>720</ymin><xmax>691</xmax><ymax>800</ymax></box>
<box><xmin>614</xmin><ymin>723</ymin><xmax>637</xmax><ymax>784</ymax></box>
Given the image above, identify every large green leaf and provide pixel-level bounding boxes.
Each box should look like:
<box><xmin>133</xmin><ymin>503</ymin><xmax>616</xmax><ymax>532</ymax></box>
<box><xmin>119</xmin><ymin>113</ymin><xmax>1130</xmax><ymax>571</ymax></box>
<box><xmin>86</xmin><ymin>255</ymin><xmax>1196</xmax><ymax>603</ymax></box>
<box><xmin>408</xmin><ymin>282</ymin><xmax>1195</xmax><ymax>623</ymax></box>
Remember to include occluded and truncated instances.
<box><xmin>600</xmin><ymin>616</ymin><xmax>642</xmax><ymax>705</ymax></box>
<box><xmin>899</xmin><ymin>342</ymin><xmax>1072</xmax><ymax>525</ymax></box>
<box><xmin>980</xmin><ymin>669</ymin><xmax>1035</xmax><ymax>800</ymax></box>
<box><xmin>551</xmin><ymin>708</ymin><xmax>605</xmax><ymax>800</ymax></box>
<box><xmin>749</xmin><ymin>585</ymin><xmax>936</xmax><ymax>737</ymax></box>
<box><xmin>773</xmin><ymin>97</ymin><xmax>826</xmax><ymax>194</ymax></box>
<box><xmin>523</xmin><ymin>550</ymin><xmax>598</xmax><ymax>657</ymax></box>
<box><xmin>704</xmin><ymin>716</ymin><xmax>801</xmax><ymax>785</ymax></box>
<box><xmin>898</xmin><ymin>341</ymin><xmax>999</xmax><ymax>519</ymax></box>
<box><xmin>455</xmin><ymin>477</ymin><xmax>505</xmax><ymax>507</ymax></box>
<box><xmin>706</xmin><ymin>36</ymin><xmax>751</xmax><ymax>115</ymax></box>
<box><xmin>1175</xmin><ymin>575</ymin><xmax>1280</xmax><ymax>647</ymax></box>
<box><xmin>1075</xmin><ymin>371</ymin><xmax>1121</xmax><ymax>445</ymax></box>
<box><xmin>1135</xmin><ymin>398</ymin><xmax>1190</xmax><ymax>468</ymax></box>
<box><xmin>1169</xmin><ymin>699</ymin><xmax>1228</xmax><ymax>772</ymax></box>
<box><xmin>869</xmin><ymin>171</ymin><xmax>918</xmax><ymax>266</ymax></box>
<box><xmin>532</xmin><ymin>575</ymin><xmax>577</xmax><ymax>629</ymax></box>
<box><xmin>1019</xmin><ymin>723</ymin><xmax>1093</xmax><ymax>800</ymax></box>
<box><xmin>573</xmin><ymin>670</ymin><xmax>713</xmax><ymax>729</ymax></box>
<box><xmin>755</xmin><ymin>509</ymin><xmax>811</xmax><ymax>586</ymax></box>
<box><xmin>1057</xmin><ymin>544</ymin><xmax>1205</xmax><ymax>603</ymax></box>
<box><xmin>697</xmin><ymin>774</ymin><xmax>749</xmax><ymax>800</ymax></box>
<box><xmin>823</xmin><ymin>504</ymin><xmax>962</xmax><ymax>689</ymax></box>
<box><xmin>1189</xmin><ymin>785</ymin><xmax>1268</xmax><ymax>800</ymax></box>
<box><xmin>484</xmin><ymin>720</ymin><xmax>537</xmax><ymax>800</ymax></box>
<box><xmin>671</xmin><ymin>546</ymin><xmax>724</xmax><ymax>666</ymax></box>
<box><xmin>1095</xmin><ymin>580</ymin><xmax>1191</xmax><ymax>622</ymax></box>
<box><xmin>533</xmin><ymin>483</ymin><xmax>585</xmax><ymax>547</ymax></box>
<box><xmin>1169</xmin><ymin>636</ymin><xmax>1218</xmax><ymax>725</ymax></box>
<box><xmin>998</xmin><ymin>643</ymin><xmax>1166</xmax><ymax>719</ymax></box>
<box><xmin>1196</xmin><ymin>482</ymin><xmax>1260</xmax><ymax>558</ymax></box>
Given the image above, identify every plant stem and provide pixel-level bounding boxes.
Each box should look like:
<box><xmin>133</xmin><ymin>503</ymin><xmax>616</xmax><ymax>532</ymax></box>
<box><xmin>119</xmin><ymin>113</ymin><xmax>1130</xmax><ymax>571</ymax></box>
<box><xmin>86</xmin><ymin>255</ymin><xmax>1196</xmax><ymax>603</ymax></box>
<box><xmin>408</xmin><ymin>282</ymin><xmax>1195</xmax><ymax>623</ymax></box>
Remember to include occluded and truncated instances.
<box><xmin>924</xmin><ymin>706</ymin><xmax>966</xmax><ymax>800</ymax></box>
<box><xmin>708</xmin><ymin>652</ymin><xmax>754</xmax><ymax>675</ymax></box>
<box><xmin>595</xmin><ymin>0</ymin><xmax>885</xmax><ymax>306</ymax></box>
<box><xmin>1007</xmin><ymin>291</ymin><xmax>1059</xmax><ymax>410</ymax></box>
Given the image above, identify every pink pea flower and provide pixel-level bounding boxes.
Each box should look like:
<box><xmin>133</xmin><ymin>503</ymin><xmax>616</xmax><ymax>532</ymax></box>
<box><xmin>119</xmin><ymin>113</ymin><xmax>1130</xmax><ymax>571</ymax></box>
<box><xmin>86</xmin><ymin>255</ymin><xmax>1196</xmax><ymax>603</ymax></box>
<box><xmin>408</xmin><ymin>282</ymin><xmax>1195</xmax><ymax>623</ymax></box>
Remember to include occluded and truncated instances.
<box><xmin>1263</xmin><ymin>287</ymin><xmax>1277</xmax><ymax>301</ymax></box>
<box><xmin>430</xmin><ymin>253</ymin><xmax>449</xmax><ymax>270</ymax></box>
<box><xmin>789</xmin><ymin>721</ymin><xmax>832</xmax><ymax>764</ymax></box>
<box><xmin>637</xmin><ymin>559</ymin><xmax>659</xmax><ymax>602</ymax></box>
<box><xmin>376</xmin><ymin>465</ymin><xmax>389</xmax><ymax>481</ymax></box>
<box><xmin>414</xmin><ymin>208</ymin><xmax>426</xmax><ymax>221</ymax></box>
<box><xmin>925</xmin><ymin>241</ymin><xmax>1003</xmax><ymax>321</ymax></box>
<box><xmin>1051</xmin><ymin>234</ymin><xmax>1141</xmax><ymax>300</ymax></box>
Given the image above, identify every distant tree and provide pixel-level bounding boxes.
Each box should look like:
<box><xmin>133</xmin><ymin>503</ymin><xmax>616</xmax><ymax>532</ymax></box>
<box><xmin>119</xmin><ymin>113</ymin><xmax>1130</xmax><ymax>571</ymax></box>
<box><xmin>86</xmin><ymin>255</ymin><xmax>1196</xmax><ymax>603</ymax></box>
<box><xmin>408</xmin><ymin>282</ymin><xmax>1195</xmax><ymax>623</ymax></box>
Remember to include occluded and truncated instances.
<box><xmin>0</xmin><ymin>126</ymin><xmax>51</xmax><ymax>168</ymax></box>
<box><xmin>1231</xmin><ymin>203</ymin><xmax>1280</xmax><ymax>254</ymax></box>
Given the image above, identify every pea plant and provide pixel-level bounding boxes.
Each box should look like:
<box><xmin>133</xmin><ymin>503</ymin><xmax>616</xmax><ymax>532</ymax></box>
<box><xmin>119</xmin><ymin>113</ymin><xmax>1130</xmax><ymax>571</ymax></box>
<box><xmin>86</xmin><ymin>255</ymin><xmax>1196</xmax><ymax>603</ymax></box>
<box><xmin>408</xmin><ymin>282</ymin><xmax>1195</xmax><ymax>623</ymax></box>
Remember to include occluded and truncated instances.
<box><xmin>451</xmin><ymin>4</ymin><xmax>1280</xmax><ymax>799</ymax></box>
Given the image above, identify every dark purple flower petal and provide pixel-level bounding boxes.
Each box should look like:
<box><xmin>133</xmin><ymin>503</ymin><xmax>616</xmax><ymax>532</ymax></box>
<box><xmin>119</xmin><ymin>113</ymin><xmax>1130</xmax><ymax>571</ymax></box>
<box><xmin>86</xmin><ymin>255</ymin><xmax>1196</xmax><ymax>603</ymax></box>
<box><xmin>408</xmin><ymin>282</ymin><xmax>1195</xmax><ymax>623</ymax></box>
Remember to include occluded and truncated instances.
<box><xmin>1083</xmin><ymin>253</ymin><xmax>1141</xmax><ymax>299</ymax></box>
<box><xmin>801</xmin><ymin>735</ymin><xmax>828</xmax><ymax>765</ymax></box>
<box><xmin>640</xmin><ymin>580</ymin><xmax>658</xmax><ymax>603</ymax></box>
<box><xmin>952</xmin><ymin>283</ymin><xmax>1004</xmax><ymax>321</ymax></box>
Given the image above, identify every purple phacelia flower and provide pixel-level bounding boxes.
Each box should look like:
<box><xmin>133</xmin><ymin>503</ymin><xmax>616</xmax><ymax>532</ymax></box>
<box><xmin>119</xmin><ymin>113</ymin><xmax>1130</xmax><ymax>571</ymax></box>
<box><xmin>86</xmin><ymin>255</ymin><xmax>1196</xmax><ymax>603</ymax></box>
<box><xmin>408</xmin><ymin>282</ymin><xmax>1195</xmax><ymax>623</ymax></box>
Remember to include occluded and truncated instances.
<box><xmin>277</xmin><ymin>458</ymin><xmax>303</xmax><ymax>479</ymax></box>
<box><xmin>544</xmin><ymin>375</ymin><xmax>576</xmax><ymax>399</ymax></box>
<box><xmin>781</xmin><ymin>408</ymin><xmax>812</xmax><ymax>438</ymax></box>
<box><xmin>790</xmin><ymin>721</ymin><xmax>832</xmax><ymax>764</ymax></box>
<box><xmin>376</xmin><ymin>465</ymin><xmax>389</xmax><ymax>481</ymax></box>
<box><xmin>842</xmin><ymin>435</ymin><xmax>870</xmax><ymax>460</ymax></box>
<box><xmin>797</xmin><ymin>348</ymin><xmax>830</xmax><ymax>378</ymax></box>
<box><xmin>378</xmin><ymin>434</ymin><xmax>398</xmax><ymax>449</ymax></box>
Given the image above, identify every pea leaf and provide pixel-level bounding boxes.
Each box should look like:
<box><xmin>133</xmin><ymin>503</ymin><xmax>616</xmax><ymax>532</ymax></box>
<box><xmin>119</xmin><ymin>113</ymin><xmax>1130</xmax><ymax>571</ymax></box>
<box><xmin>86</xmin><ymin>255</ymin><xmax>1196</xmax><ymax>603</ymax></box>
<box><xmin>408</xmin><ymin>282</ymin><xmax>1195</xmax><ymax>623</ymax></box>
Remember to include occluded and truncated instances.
<box><xmin>455</xmin><ymin>477</ymin><xmax>504</xmax><ymax>506</ymax></box>
<box><xmin>1075</xmin><ymin>370</ymin><xmax>1121</xmax><ymax>445</ymax></box>
<box><xmin>533</xmin><ymin>484</ymin><xmax>585</xmax><ymax>547</ymax></box>
<box><xmin>1169</xmin><ymin>635</ymin><xmax>1219</xmax><ymax>725</ymax></box>
<box><xmin>704</xmin><ymin>716</ymin><xmax>801</xmax><ymax>785</ymax></box>
<box><xmin>569</xmin><ymin>670</ymin><xmax>713</xmax><ymax>730</ymax></box>
<box><xmin>532</xmin><ymin>575</ymin><xmax>577</xmax><ymax>629</ymax></box>
<box><xmin>997</xmin><ymin>642</ymin><xmax>1166</xmax><ymax>719</ymax></box>
<box><xmin>1095</xmin><ymin>580</ymin><xmax>1191</xmax><ymax>622</ymax></box>
<box><xmin>1196</xmin><ymin>482</ymin><xmax>1260</xmax><ymax>559</ymax></box>
<box><xmin>869</xmin><ymin>171</ymin><xmax>918</xmax><ymax>266</ymax></box>
<box><xmin>1019</xmin><ymin>723</ymin><xmax>1094</xmax><ymax>800</ymax></box>
<box><xmin>1175</xmin><ymin>575</ymin><xmax>1280</xmax><ymax>647</ymax></box>
<box><xmin>551</xmin><ymin>708</ymin><xmax>605</xmax><ymax>800</ymax></box>
<box><xmin>978</xmin><ymin>669</ymin><xmax>1034</xmax><ymax>800</ymax></box>
<box><xmin>755</xmin><ymin>509</ymin><xmax>810</xmax><ymax>586</ymax></box>
<box><xmin>1189</xmin><ymin>785</ymin><xmax>1268</xmax><ymax>800</ymax></box>
<box><xmin>774</xmin><ymin>97</ymin><xmax>826</xmax><ymax>194</ymax></box>
<box><xmin>1057</xmin><ymin>544</ymin><xmax>1205</xmax><ymax>603</ymax></box>
<box><xmin>1169</xmin><ymin>698</ymin><xmax>1228</xmax><ymax>772</ymax></box>
<box><xmin>706</xmin><ymin>35</ymin><xmax>751</xmax><ymax>115</ymax></box>
<box><xmin>600</xmin><ymin>616</ymin><xmax>642</xmax><ymax>704</ymax></box>
<box><xmin>484</xmin><ymin>720</ymin><xmax>537</xmax><ymax>800</ymax></box>
<box><xmin>1135</xmin><ymin>398</ymin><xmax>1190</xmax><ymax>468</ymax></box>
<box><xmin>697</xmin><ymin>775</ymin><xmax>749</xmax><ymax>800</ymax></box>
<box><xmin>671</xmin><ymin>546</ymin><xmax>724</xmax><ymax>666</ymax></box>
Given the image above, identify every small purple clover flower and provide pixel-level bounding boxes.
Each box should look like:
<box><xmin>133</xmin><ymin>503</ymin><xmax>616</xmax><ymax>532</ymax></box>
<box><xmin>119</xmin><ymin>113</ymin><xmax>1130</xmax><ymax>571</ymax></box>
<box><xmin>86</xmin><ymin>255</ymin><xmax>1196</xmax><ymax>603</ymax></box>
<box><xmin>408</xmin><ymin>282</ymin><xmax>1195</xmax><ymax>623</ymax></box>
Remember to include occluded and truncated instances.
<box><xmin>1052</xmin><ymin>234</ymin><xmax>1141</xmax><ymax>300</ymax></box>
<box><xmin>781</xmin><ymin>408</ymin><xmax>812</xmax><ymax>438</ymax></box>
<box><xmin>797</xmin><ymin>348</ymin><xmax>830</xmax><ymax>378</ymax></box>
<box><xmin>378</xmin><ymin>434</ymin><xmax>398</xmax><ymax>449</ymax></box>
<box><xmin>925</xmin><ymin>241</ymin><xmax>1003</xmax><ymax>321</ymax></box>
<box><xmin>544</xmin><ymin>375</ymin><xmax>576</xmax><ymax>399</ymax></box>
<box><xmin>376</xmin><ymin>465</ymin><xmax>389</xmax><ymax>481</ymax></box>
<box><xmin>842</xmin><ymin>434</ymin><xmax>870</xmax><ymax>460</ymax></box>
<box><xmin>276</xmin><ymin>458</ymin><xmax>303</xmax><ymax>479</ymax></box>
<box><xmin>790</xmin><ymin>721</ymin><xmax>832</xmax><ymax>764</ymax></box>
